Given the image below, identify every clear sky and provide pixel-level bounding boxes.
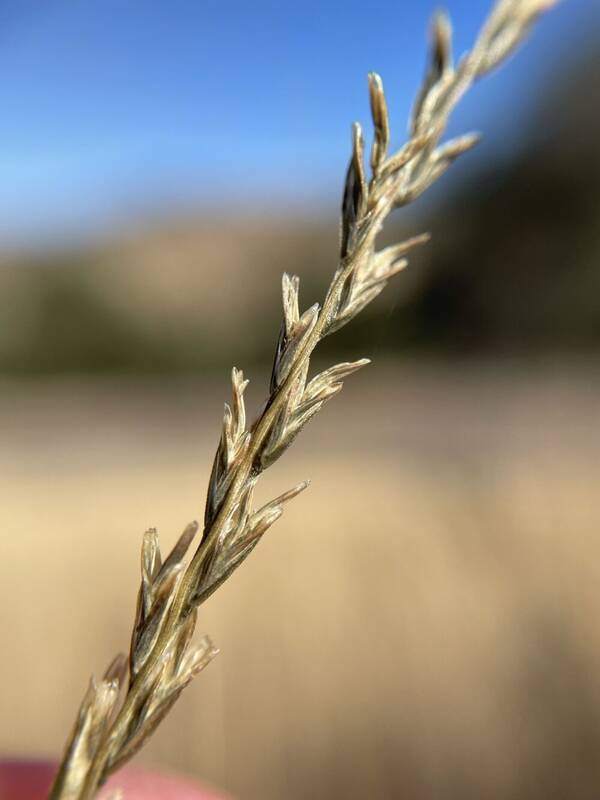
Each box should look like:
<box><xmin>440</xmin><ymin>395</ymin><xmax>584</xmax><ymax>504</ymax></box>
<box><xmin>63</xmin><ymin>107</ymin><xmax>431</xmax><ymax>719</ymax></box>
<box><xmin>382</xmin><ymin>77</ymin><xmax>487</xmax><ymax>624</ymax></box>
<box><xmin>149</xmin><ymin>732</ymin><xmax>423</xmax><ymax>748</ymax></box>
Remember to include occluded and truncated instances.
<box><xmin>0</xmin><ymin>0</ymin><xmax>596</xmax><ymax>246</ymax></box>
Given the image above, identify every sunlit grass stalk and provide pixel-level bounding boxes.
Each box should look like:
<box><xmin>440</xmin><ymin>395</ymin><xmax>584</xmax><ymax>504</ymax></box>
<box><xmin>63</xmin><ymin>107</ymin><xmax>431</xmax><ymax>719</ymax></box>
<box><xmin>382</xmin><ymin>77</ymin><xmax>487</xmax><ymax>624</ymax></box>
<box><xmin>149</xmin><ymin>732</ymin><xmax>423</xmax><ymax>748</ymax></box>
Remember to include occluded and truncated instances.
<box><xmin>49</xmin><ymin>2</ymin><xmax>557</xmax><ymax>797</ymax></box>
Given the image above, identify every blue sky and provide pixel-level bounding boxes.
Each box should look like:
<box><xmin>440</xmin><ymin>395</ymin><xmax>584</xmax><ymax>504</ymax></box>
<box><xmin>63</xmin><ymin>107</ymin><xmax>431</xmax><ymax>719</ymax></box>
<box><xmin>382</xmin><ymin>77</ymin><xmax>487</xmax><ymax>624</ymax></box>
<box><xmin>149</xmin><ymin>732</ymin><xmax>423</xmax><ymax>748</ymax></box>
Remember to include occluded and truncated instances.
<box><xmin>0</xmin><ymin>0</ymin><xmax>596</xmax><ymax>246</ymax></box>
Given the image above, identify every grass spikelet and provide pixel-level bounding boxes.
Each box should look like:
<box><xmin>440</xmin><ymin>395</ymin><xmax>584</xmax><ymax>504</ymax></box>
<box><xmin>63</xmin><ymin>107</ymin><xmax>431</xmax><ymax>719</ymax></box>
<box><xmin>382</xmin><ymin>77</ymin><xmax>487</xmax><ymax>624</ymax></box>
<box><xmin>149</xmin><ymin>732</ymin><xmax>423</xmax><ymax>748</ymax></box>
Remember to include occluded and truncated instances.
<box><xmin>49</xmin><ymin>2</ymin><xmax>557</xmax><ymax>797</ymax></box>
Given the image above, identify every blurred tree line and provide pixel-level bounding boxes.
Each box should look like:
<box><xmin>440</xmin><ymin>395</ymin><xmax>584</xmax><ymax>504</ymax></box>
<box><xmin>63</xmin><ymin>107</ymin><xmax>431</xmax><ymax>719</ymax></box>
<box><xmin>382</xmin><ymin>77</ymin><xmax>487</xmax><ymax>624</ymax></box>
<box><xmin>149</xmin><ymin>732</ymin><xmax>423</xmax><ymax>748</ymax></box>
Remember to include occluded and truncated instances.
<box><xmin>0</xmin><ymin>45</ymin><xmax>598</xmax><ymax>375</ymax></box>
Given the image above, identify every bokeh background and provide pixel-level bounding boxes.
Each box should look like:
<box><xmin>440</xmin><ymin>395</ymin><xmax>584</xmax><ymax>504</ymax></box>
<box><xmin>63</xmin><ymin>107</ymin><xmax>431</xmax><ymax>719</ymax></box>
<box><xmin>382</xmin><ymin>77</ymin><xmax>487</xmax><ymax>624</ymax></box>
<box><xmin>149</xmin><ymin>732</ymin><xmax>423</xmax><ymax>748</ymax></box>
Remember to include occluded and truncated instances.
<box><xmin>1</xmin><ymin>1</ymin><xmax>600</xmax><ymax>798</ymax></box>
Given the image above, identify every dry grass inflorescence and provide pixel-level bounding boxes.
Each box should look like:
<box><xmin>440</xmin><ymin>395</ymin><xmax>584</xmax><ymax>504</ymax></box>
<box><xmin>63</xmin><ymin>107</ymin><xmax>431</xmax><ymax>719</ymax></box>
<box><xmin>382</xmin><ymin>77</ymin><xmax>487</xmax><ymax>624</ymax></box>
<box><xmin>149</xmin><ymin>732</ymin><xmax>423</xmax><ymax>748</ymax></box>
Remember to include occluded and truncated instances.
<box><xmin>49</xmin><ymin>1</ymin><xmax>557</xmax><ymax>797</ymax></box>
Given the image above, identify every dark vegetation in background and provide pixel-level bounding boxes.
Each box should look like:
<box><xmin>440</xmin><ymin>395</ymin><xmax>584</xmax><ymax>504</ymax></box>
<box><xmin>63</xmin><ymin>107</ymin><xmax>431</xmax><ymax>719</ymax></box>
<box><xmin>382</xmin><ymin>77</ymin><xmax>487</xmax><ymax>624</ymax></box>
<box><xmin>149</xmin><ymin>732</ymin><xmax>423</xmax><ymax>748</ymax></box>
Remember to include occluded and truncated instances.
<box><xmin>0</xmin><ymin>46</ymin><xmax>598</xmax><ymax>375</ymax></box>
<box><xmin>332</xmin><ymin>45</ymin><xmax>600</xmax><ymax>359</ymax></box>
<box><xmin>0</xmin><ymin>255</ymin><xmax>165</xmax><ymax>374</ymax></box>
<box><xmin>0</xmin><ymin>252</ymin><xmax>211</xmax><ymax>375</ymax></box>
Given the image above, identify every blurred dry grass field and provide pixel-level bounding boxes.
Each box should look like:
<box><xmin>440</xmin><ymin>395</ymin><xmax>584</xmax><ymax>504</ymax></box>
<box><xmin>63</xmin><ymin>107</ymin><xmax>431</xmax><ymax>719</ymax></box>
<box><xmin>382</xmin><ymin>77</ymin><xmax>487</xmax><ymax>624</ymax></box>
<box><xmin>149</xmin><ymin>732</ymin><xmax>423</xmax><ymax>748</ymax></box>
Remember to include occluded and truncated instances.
<box><xmin>2</xmin><ymin>361</ymin><xmax>600</xmax><ymax>799</ymax></box>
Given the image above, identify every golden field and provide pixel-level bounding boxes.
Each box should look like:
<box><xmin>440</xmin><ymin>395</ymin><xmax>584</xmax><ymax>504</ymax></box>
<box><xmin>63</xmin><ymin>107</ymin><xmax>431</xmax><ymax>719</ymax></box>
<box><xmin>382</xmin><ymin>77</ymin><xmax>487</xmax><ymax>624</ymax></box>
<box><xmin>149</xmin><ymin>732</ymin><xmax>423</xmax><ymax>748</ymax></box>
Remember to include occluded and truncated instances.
<box><xmin>2</xmin><ymin>361</ymin><xmax>600</xmax><ymax>799</ymax></box>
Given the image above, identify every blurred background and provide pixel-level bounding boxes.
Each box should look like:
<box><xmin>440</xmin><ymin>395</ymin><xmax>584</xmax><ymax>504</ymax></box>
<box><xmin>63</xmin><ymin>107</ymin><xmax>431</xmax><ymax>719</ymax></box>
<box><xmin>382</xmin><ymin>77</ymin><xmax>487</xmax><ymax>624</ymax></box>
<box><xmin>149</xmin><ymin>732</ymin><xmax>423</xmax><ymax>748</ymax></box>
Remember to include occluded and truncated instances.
<box><xmin>1</xmin><ymin>1</ymin><xmax>600</xmax><ymax>798</ymax></box>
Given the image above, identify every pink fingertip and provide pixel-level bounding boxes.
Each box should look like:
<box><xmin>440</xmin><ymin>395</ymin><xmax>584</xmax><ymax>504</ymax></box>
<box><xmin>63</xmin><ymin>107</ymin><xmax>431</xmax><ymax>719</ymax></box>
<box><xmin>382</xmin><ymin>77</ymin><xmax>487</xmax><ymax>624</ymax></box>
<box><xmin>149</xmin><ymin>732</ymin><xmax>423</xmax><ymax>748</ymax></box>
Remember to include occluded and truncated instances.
<box><xmin>0</xmin><ymin>759</ymin><xmax>230</xmax><ymax>799</ymax></box>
